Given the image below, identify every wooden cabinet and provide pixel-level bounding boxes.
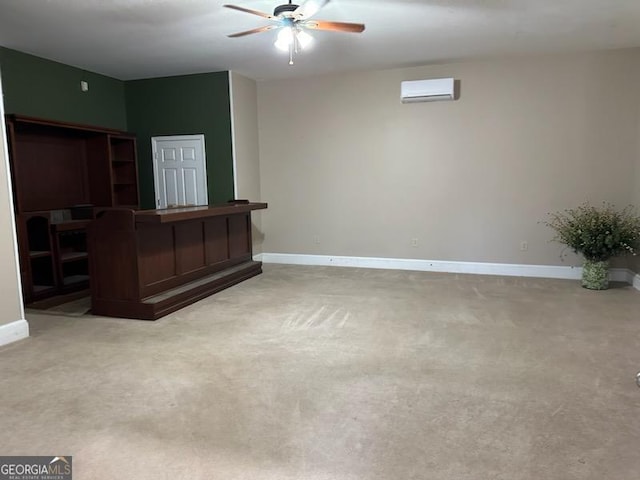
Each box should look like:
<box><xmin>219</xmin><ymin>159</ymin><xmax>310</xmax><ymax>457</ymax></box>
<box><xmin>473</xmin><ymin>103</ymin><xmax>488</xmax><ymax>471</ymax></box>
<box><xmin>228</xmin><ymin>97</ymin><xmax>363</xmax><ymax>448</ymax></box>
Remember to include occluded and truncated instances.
<box><xmin>89</xmin><ymin>203</ymin><xmax>267</xmax><ymax>320</ymax></box>
<box><xmin>6</xmin><ymin>115</ymin><xmax>140</xmax><ymax>303</ymax></box>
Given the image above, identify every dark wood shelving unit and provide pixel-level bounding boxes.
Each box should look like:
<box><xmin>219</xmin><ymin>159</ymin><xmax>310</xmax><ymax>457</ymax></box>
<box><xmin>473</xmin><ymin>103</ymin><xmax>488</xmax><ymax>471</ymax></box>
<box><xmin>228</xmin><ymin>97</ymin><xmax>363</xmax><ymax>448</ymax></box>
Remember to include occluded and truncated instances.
<box><xmin>6</xmin><ymin>115</ymin><xmax>140</xmax><ymax>303</ymax></box>
<box><xmin>109</xmin><ymin>134</ymin><xmax>139</xmax><ymax>207</ymax></box>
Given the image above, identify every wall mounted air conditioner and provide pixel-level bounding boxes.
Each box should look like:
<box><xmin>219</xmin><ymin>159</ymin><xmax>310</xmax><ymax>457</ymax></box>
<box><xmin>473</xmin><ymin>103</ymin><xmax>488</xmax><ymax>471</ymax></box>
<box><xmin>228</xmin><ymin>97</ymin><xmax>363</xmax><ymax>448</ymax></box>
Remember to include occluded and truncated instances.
<box><xmin>400</xmin><ymin>78</ymin><xmax>455</xmax><ymax>103</ymax></box>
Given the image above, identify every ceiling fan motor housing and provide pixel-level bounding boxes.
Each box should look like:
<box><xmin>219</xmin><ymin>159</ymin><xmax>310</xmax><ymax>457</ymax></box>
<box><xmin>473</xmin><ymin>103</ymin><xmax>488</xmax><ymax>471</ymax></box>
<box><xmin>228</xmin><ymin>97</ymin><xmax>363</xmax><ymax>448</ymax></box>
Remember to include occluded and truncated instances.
<box><xmin>274</xmin><ymin>3</ymin><xmax>299</xmax><ymax>16</ymax></box>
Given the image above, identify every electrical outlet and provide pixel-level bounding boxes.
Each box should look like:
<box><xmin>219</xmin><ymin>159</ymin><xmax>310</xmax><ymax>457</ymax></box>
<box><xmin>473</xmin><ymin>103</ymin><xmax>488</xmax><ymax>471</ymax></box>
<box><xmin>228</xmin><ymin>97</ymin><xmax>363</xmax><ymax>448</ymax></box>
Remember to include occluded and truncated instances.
<box><xmin>314</xmin><ymin>235</ymin><xmax>320</xmax><ymax>245</ymax></box>
<box><xmin>520</xmin><ymin>241</ymin><xmax>528</xmax><ymax>251</ymax></box>
<box><xmin>411</xmin><ymin>238</ymin><xmax>419</xmax><ymax>247</ymax></box>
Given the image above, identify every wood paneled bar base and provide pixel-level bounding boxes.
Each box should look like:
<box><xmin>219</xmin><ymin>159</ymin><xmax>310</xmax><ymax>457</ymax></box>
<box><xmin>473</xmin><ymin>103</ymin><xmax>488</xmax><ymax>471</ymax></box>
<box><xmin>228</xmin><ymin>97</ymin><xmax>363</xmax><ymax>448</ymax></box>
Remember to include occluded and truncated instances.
<box><xmin>88</xmin><ymin>203</ymin><xmax>267</xmax><ymax>320</ymax></box>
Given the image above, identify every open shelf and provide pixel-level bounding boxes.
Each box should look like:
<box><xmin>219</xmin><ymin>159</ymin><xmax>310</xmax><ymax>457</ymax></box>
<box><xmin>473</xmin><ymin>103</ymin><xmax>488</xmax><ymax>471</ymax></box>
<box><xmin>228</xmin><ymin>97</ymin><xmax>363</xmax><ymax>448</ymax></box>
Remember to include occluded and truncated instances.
<box><xmin>24</xmin><ymin>216</ymin><xmax>56</xmax><ymax>299</ymax></box>
<box><xmin>30</xmin><ymin>255</ymin><xmax>55</xmax><ymax>291</ymax></box>
<box><xmin>63</xmin><ymin>275</ymin><xmax>90</xmax><ymax>286</ymax></box>
<box><xmin>112</xmin><ymin>163</ymin><xmax>137</xmax><ymax>186</ymax></box>
<box><xmin>53</xmin><ymin>220</ymin><xmax>91</xmax><ymax>232</ymax></box>
<box><xmin>61</xmin><ymin>257</ymin><xmax>89</xmax><ymax>287</ymax></box>
<box><xmin>57</xmin><ymin>229</ymin><xmax>87</xmax><ymax>258</ymax></box>
<box><xmin>110</xmin><ymin>135</ymin><xmax>138</xmax><ymax>208</ymax></box>
<box><xmin>33</xmin><ymin>285</ymin><xmax>56</xmax><ymax>293</ymax></box>
<box><xmin>114</xmin><ymin>183</ymin><xmax>138</xmax><ymax>207</ymax></box>
<box><xmin>26</xmin><ymin>216</ymin><xmax>51</xmax><ymax>252</ymax></box>
<box><xmin>60</xmin><ymin>252</ymin><xmax>88</xmax><ymax>262</ymax></box>
<box><xmin>57</xmin><ymin>228</ymin><xmax>89</xmax><ymax>289</ymax></box>
<box><xmin>110</xmin><ymin>135</ymin><xmax>136</xmax><ymax>164</ymax></box>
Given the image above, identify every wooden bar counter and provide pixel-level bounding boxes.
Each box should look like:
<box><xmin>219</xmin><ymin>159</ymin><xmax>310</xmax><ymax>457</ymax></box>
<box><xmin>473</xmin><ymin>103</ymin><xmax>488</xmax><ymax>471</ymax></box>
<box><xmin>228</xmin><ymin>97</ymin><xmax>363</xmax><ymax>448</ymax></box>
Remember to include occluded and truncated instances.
<box><xmin>88</xmin><ymin>202</ymin><xmax>267</xmax><ymax>320</ymax></box>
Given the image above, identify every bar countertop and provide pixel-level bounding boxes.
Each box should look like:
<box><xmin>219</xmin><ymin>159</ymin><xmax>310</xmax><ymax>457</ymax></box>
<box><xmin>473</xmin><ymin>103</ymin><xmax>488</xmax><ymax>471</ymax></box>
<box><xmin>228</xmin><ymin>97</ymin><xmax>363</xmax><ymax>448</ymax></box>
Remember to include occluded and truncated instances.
<box><xmin>134</xmin><ymin>202</ymin><xmax>268</xmax><ymax>224</ymax></box>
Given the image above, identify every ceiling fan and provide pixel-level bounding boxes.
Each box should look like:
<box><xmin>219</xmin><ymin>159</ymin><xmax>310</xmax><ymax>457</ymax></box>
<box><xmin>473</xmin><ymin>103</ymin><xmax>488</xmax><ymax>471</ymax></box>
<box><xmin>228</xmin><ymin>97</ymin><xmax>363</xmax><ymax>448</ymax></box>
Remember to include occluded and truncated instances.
<box><xmin>224</xmin><ymin>0</ymin><xmax>365</xmax><ymax>65</ymax></box>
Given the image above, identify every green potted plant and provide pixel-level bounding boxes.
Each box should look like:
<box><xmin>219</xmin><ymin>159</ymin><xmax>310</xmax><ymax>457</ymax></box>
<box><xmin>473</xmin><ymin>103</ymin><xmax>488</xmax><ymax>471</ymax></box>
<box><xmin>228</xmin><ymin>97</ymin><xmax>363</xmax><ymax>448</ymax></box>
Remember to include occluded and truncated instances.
<box><xmin>543</xmin><ymin>202</ymin><xmax>640</xmax><ymax>290</ymax></box>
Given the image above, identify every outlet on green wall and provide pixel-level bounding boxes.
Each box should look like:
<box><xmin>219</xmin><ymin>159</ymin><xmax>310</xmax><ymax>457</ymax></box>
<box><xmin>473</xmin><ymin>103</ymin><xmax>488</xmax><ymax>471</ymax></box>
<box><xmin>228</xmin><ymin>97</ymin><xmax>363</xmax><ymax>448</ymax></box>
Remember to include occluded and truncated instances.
<box><xmin>0</xmin><ymin>47</ymin><xmax>127</xmax><ymax>130</ymax></box>
<box><xmin>125</xmin><ymin>72</ymin><xmax>235</xmax><ymax>209</ymax></box>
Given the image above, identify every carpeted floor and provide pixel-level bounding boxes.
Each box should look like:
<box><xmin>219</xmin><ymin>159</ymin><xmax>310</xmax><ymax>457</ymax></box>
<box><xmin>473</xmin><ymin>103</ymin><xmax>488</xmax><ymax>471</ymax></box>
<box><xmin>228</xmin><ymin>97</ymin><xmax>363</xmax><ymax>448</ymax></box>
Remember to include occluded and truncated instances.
<box><xmin>1</xmin><ymin>264</ymin><xmax>639</xmax><ymax>479</ymax></box>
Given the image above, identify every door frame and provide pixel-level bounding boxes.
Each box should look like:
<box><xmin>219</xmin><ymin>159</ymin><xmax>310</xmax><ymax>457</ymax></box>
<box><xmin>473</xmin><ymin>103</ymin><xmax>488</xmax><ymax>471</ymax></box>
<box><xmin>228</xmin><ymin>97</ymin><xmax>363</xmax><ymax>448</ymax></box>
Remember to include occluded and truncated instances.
<box><xmin>151</xmin><ymin>134</ymin><xmax>208</xmax><ymax>209</ymax></box>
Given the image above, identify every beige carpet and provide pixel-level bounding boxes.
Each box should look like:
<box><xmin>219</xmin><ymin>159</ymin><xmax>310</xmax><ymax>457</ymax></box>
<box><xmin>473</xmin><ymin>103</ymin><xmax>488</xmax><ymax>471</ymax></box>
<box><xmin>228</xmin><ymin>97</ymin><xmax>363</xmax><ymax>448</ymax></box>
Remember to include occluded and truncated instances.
<box><xmin>1</xmin><ymin>264</ymin><xmax>639</xmax><ymax>479</ymax></box>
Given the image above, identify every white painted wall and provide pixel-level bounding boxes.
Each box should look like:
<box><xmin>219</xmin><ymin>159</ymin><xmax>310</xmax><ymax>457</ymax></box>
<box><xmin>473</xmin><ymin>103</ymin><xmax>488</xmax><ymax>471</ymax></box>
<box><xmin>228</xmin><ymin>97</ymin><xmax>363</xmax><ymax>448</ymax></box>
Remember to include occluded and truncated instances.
<box><xmin>230</xmin><ymin>71</ymin><xmax>264</xmax><ymax>254</ymax></box>
<box><xmin>0</xmin><ymin>68</ymin><xmax>28</xmax><ymax>346</ymax></box>
<box><xmin>257</xmin><ymin>49</ymin><xmax>640</xmax><ymax>267</ymax></box>
<box><xmin>632</xmin><ymin>84</ymin><xmax>640</xmax><ymax>275</ymax></box>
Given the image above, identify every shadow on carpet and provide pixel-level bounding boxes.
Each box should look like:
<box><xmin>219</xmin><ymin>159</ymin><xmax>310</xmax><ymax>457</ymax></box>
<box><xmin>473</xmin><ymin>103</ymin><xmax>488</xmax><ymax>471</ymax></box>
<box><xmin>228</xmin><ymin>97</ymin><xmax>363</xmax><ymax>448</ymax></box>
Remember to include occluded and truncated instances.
<box><xmin>27</xmin><ymin>296</ymin><xmax>92</xmax><ymax>317</ymax></box>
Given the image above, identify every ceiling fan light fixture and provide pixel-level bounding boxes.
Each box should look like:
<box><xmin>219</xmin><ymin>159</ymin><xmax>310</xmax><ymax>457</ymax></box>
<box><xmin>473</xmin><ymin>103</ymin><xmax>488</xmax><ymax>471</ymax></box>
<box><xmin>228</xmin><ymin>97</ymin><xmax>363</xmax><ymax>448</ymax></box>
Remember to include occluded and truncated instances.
<box><xmin>296</xmin><ymin>29</ymin><xmax>313</xmax><ymax>49</ymax></box>
<box><xmin>226</xmin><ymin>1</ymin><xmax>364</xmax><ymax>65</ymax></box>
<box><xmin>274</xmin><ymin>26</ymin><xmax>294</xmax><ymax>51</ymax></box>
<box><xmin>274</xmin><ymin>27</ymin><xmax>313</xmax><ymax>52</ymax></box>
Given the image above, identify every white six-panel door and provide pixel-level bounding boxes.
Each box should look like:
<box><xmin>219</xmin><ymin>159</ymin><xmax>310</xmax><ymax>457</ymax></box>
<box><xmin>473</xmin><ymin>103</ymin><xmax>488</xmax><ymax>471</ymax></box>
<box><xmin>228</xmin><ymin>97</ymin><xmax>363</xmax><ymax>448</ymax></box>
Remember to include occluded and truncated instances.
<box><xmin>151</xmin><ymin>135</ymin><xmax>208</xmax><ymax>209</ymax></box>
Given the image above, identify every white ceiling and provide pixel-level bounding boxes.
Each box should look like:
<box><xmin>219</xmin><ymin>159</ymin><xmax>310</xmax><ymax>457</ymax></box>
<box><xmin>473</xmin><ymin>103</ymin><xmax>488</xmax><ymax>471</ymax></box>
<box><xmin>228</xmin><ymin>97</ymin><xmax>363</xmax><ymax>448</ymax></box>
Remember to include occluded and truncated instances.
<box><xmin>1</xmin><ymin>0</ymin><xmax>640</xmax><ymax>81</ymax></box>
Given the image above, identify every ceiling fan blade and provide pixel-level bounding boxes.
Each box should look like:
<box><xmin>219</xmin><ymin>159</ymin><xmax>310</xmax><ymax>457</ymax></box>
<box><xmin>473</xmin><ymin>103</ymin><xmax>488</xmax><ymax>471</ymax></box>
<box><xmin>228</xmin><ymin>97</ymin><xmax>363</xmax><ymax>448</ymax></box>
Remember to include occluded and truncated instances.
<box><xmin>293</xmin><ymin>0</ymin><xmax>330</xmax><ymax>19</ymax></box>
<box><xmin>224</xmin><ymin>4</ymin><xmax>275</xmax><ymax>20</ymax></box>
<box><xmin>302</xmin><ymin>20</ymin><xmax>365</xmax><ymax>33</ymax></box>
<box><xmin>227</xmin><ymin>25</ymin><xmax>277</xmax><ymax>38</ymax></box>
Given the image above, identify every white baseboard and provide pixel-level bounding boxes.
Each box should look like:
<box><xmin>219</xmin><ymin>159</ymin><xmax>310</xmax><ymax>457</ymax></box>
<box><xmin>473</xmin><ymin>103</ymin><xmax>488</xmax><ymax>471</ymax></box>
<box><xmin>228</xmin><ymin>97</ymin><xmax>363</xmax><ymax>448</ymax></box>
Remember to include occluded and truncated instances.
<box><xmin>609</xmin><ymin>268</ymin><xmax>632</xmax><ymax>283</ymax></box>
<box><xmin>609</xmin><ymin>269</ymin><xmax>640</xmax><ymax>290</ymax></box>
<box><xmin>261</xmin><ymin>253</ymin><xmax>639</xmax><ymax>288</ymax></box>
<box><xmin>253</xmin><ymin>253</ymin><xmax>263</xmax><ymax>262</ymax></box>
<box><xmin>0</xmin><ymin>319</ymin><xmax>29</xmax><ymax>348</ymax></box>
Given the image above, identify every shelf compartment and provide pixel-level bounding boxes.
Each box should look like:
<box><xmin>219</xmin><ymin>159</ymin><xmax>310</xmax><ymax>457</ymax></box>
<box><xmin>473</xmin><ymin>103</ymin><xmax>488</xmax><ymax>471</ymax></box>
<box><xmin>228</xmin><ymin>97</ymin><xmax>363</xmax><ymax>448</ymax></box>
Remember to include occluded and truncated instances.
<box><xmin>110</xmin><ymin>135</ymin><xmax>136</xmax><ymax>164</ymax></box>
<box><xmin>113</xmin><ymin>183</ymin><xmax>138</xmax><ymax>207</ymax></box>
<box><xmin>62</xmin><ymin>275</ymin><xmax>90</xmax><ymax>286</ymax></box>
<box><xmin>30</xmin><ymin>256</ymin><xmax>55</xmax><ymax>288</ymax></box>
<box><xmin>56</xmin><ymin>229</ymin><xmax>87</xmax><ymax>259</ymax></box>
<box><xmin>29</xmin><ymin>250</ymin><xmax>51</xmax><ymax>259</ymax></box>
<box><xmin>61</xmin><ymin>262</ymin><xmax>89</xmax><ymax>288</ymax></box>
<box><xmin>60</xmin><ymin>252</ymin><xmax>88</xmax><ymax>262</ymax></box>
<box><xmin>52</xmin><ymin>220</ymin><xmax>91</xmax><ymax>232</ymax></box>
<box><xmin>112</xmin><ymin>162</ymin><xmax>137</xmax><ymax>185</ymax></box>
<box><xmin>26</xmin><ymin>216</ymin><xmax>51</xmax><ymax>252</ymax></box>
<box><xmin>33</xmin><ymin>285</ymin><xmax>56</xmax><ymax>293</ymax></box>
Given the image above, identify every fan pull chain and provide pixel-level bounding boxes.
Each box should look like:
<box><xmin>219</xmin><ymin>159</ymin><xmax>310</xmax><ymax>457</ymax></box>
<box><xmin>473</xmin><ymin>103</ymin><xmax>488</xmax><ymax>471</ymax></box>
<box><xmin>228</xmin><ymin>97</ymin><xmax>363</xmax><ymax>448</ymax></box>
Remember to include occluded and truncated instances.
<box><xmin>288</xmin><ymin>30</ymin><xmax>301</xmax><ymax>65</ymax></box>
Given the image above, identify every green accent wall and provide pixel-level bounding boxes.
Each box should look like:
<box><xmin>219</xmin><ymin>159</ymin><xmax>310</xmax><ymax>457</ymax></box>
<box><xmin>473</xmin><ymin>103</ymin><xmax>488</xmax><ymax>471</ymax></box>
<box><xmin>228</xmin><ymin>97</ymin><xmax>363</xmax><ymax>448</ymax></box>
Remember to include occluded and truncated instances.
<box><xmin>0</xmin><ymin>48</ymin><xmax>236</xmax><ymax>209</ymax></box>
<box><xmin>125</xmin><ymin>72</ymin><xmax>234</xmax><ymax>209</ymax></box>
<box><xmin>0</xmin><ymin>47</ymin><xmax>127</xmax><ymax>130</ymax></box>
